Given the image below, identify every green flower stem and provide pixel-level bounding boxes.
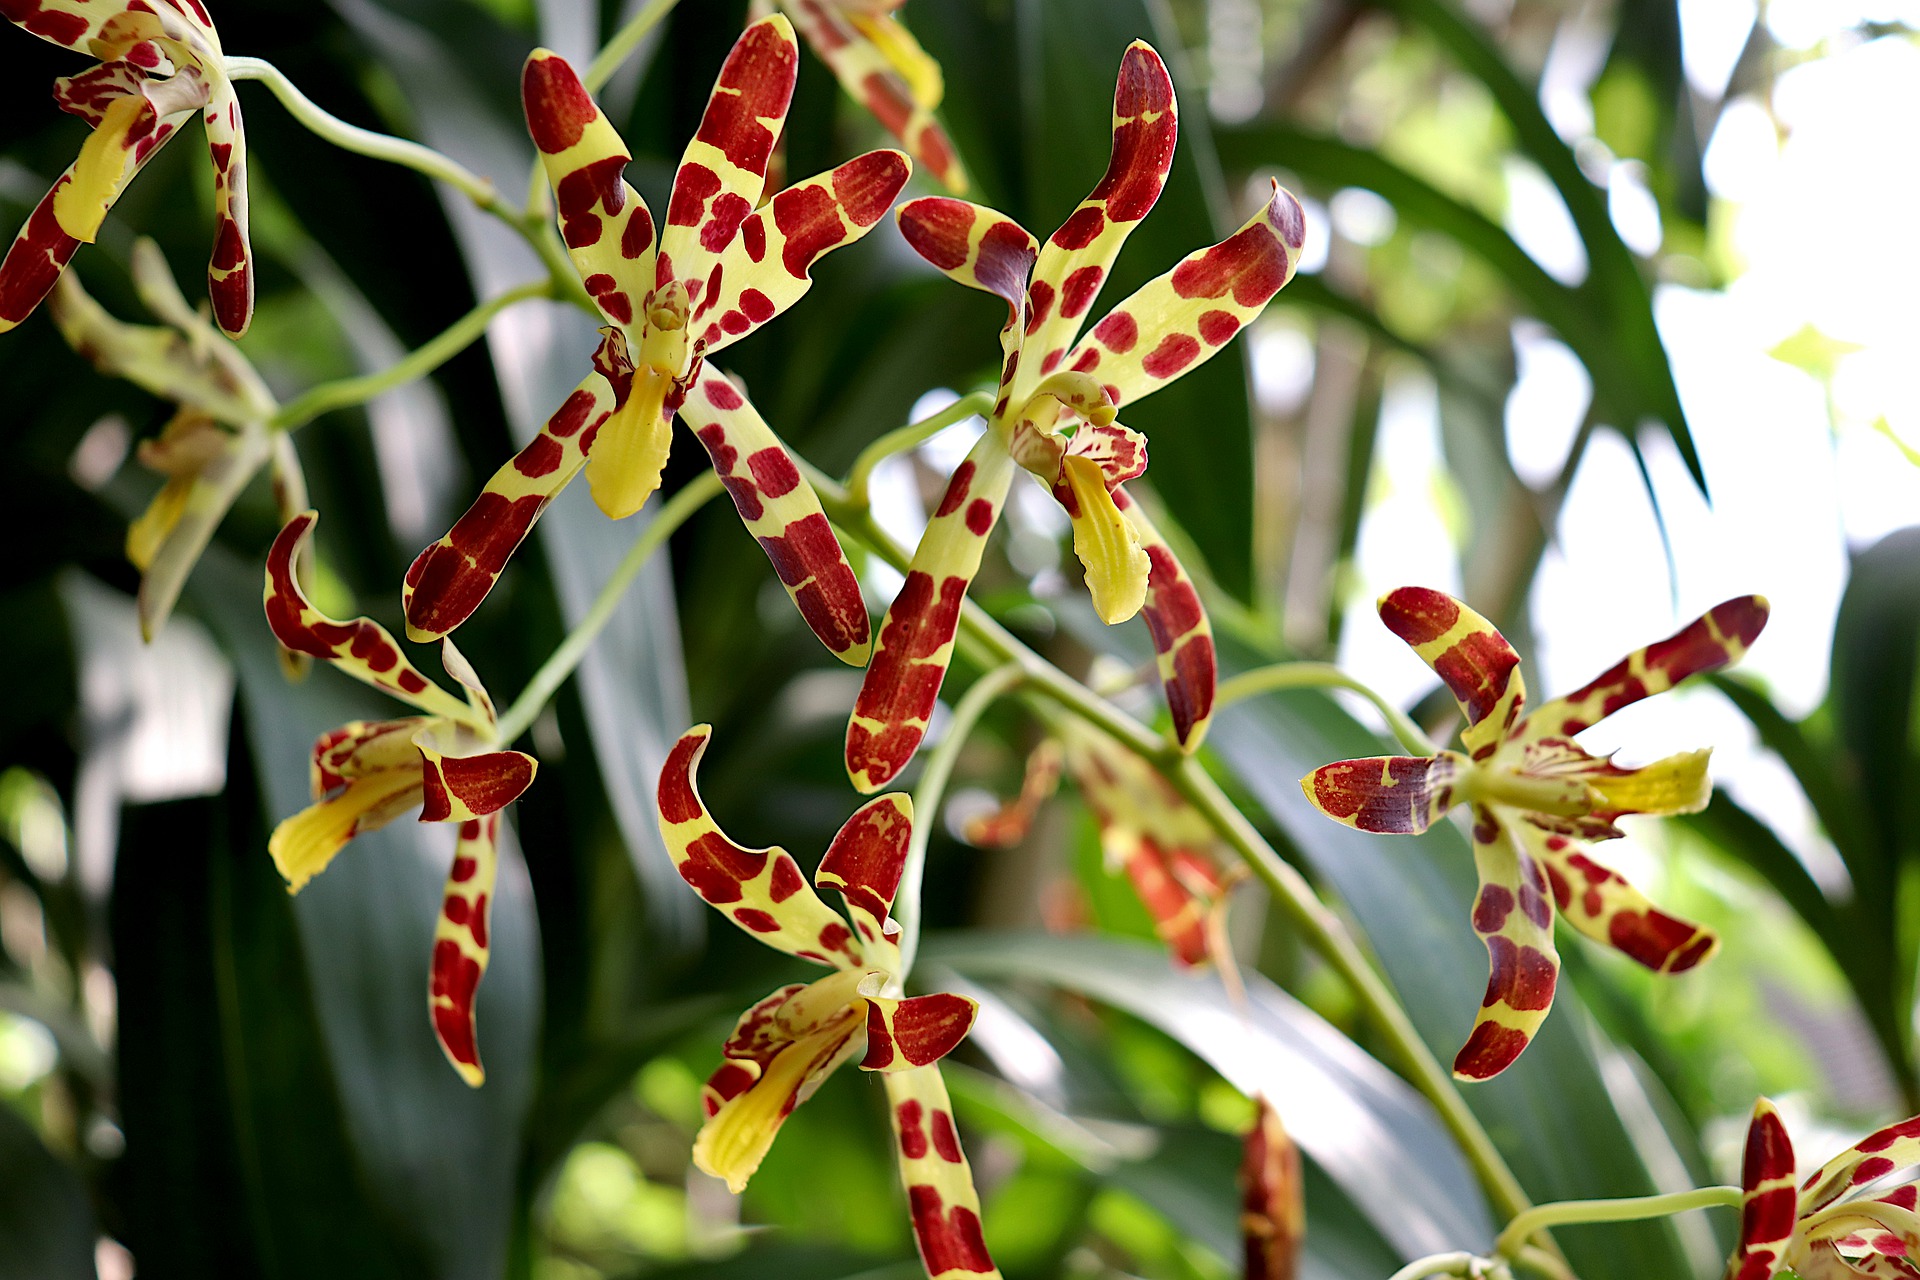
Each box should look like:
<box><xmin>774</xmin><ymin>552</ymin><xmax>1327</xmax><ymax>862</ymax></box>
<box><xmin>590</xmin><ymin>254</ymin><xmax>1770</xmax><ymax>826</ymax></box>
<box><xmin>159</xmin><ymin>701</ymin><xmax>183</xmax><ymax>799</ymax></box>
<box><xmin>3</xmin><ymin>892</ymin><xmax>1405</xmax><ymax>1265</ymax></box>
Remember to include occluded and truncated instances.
<box><xmin>1216</xmin><ymin>662</ymin><xmax>1439</xmax><ymax>756</ymax></box>
<box><xmin>584</xmin><ymin>0</ymin><xmax>681</xmax><ymax>93</ymax></box>
<box><xmin>843</xmin><ymin>390</ymin><xmax>996</xmax><ymax>511</ymax></box>
<box><xmin>226</xmin><ymin>57</ymin><xmax>506</xmax><ymax>213</ymax></box>
<box><xmin>494</xmin><ymin>471</ymin><xmax>725</xmax><ymax>746</ymax></box>
<box><xmin>894</xmin><ymin>663</ymin><xmax>1027</xmax><ymax>987</ymax></box>
<box><xmin>1492</xmin><ymin>1186</ymin><xmax>1742</xmax><ymax>1260</ymax></box>
<box><xmin>800</xmin><ymin>462</ymin><xmax>1537</xmax><ymax>1229</ymax></box>
<box><xmin>1386</xmin><ymin>1252</ymin><xmax>1486</xmax><ymax>1280</ymax></box>
<box><xmin>270</xmin><ymin>279</ymin><xmax>552</xmax><ymax>431</ymax></box>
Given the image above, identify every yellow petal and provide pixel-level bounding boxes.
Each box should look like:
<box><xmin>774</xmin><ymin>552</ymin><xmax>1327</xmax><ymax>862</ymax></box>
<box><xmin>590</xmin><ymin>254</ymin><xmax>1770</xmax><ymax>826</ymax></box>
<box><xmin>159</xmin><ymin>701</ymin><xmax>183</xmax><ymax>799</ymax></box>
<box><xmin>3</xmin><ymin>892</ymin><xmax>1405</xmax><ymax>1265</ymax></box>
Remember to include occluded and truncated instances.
<box><xmin>1587</xmin><ymin>748</ymin><xmax>1713</xmax><ymax>817</ymax></box>
<box><xmin>1062</xmin><ymin>454</ymin><xmax>1148</xmax><ymax>624</ymax></box>
<box><xmin>584</xmin><ymin>371</ymin><xmax>673</xmax><ymax>519</ymax></box>
<box><xmin>126</xmin><ymin>476</ymin><xmax>193</xmax><ymax>572</ymax></box>
<box><xmin>53</xmin><ymin>93</ymin><xmax>152</xmax><ymax>244</ymax></box>
<box><xmin>692</xmin><ymin>1012</ymin><xmax>862</xmax><ymax>1193</ymax></box>
<box><xmin>848</xmin><ymin>13</ymin><xmax>943</xmax><ymax>109</ymax></box>
<box><xmin>267</xmin><ymin>771</ymin><xmax>422</xmax><ymax>893</ymax></box>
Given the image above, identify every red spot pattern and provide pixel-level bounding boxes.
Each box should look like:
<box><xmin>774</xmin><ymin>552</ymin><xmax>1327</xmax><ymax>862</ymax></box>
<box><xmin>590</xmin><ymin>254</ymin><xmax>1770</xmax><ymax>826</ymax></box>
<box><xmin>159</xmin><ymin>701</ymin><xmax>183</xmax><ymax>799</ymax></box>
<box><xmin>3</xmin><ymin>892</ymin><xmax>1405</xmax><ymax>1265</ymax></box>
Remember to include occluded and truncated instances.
<box><xmin>430</xmin><ymin>939</ymin><xmax>482</xmax><ymax>1066</ymax></box>
<box><xmin>757</xmin><ymin>514</ymin><xmax>870</xmax><ymax>655</ymax></box>
<box><xmin>818</xmin><ymin>800</ymin><xmax>910</xmax><ymax>923</ymax></box>
<box><xmin>419</xmin><ymin>750</ymin><xmax>535</xmax><ymax>822</ymax></box>
<box><xmin>1481</xmin><ymin>937</ymin><xmax>1556</xmax><ymax>1011</ymax></box>
<box><xmin>676</xmin><ymin>831</ymin><xmax>766</xmax><ymax>904</ymax></box>
<box><xmin>1140</xmin><ymin>333</ymin><xmax>1200</xmax><ymax>379</ymax></box>
<box><xmin>1453</xmin><ymin>1022</ymin><xmax>1529</xmax><ymax>1079</ymax></box>
<box><xmin>658</xmin><ymin>733</ymin><xmax>707</xmax><ymax>822</ymax></box>
<box><xmin>1167</xmin><ymin>638</ymin><xmax>1217</xmax><ymax>744</ymax></box>
<box><xmin>557</xmin><ymin>155</ymin><xmax>628</xmax><ymax>247</ymax></box>
<box><xmin>450</xmin><ymin>856</ymin><xmax>478</xmax><ymax>882</ymax></box>
<box><xmin>1026</xmin><ymin>280</ymin><xmax>1054</xmax><ymax>331</ymax></box>
<box><xmin>1060</xmin><ymin>265</ymin><xmax>1104</xmax><ymax>319</ymax></box>
<box><xmin>1858</xmin><ymin>1117</ymin><xmax>1920</xmax><ymax>1153</ymax></box>
<box><xmin>930</xmin><ymin>1109</ymin><xmax>964</xmax><ymax>1164</ymax></box>
<box><xmin>833</xmin><ymin>149</ymin><xmax>911</xmax><ymax>228</ymax></box>
<box><xmin>1197</xmin><ymin>310</ymin><xmax>1239</xmax><ymax>345</ymax></box>
<box><xmin>405</xmin><ymin>489</ymin><xmax>547</xmax><ymax>638</ymax></box>
<box><xmin>4</xmin><ymin>0</ymin><xmax>88</xmax><ymax>43</ymax></box>
<box><xmin>1052</xmin><ymin>206</ymin><xmax>1105</xmax><ymax>250</ymax></box>
<box><xmin>771</xmin><ymin>182</ymin><xmax>847</xmax><ymax>280</ymax></box>
<box><xmin>897</xmin><ymin>1099</ymin><xmax>928</xmax><ymax>1158</ymax></box>
<box><xmin>1123</xmin><ymin>837</ymin><xmax>1212</xmax><ymax>966</ymax></box>
<box><xmin>935</xmin><ymin>461</ymin><xmax>974</xmax><ymax>517</ymax></box>
<box><xmin>884</xmin><ymin>993</ymin><xmax>974</xmax><ymax>1065</ymax></box>
<box><xmin>522</xmin><ymin>55</ymin><xmax>598</xmax><ymax>154</ymax></box>
<box><xmin>746</xmin><ymin>446</ymin><xmax>800</xmax><ymax>497</ymax></box>
<box><xmin>667</xmin><ymin>162</ymin><xmax>722</xmax><ymax>230</ymax></box>
<box><xmin>694</xmin><ymin>20</ymin><xmax>797</xmax><ymax>175</ymax></box>
<box><xmin>1432</xmin><ymin>631</ymin><xmax>1521</xmax><ymax>729</ymax></box>
<box><xmin>862</xmin><ymin>1003</ymin><xmax>895</xmax><ymax>1067</ymax></box>
<box><xmin>974</xmin><ymin>221</ymin><xmax>1039</xmax><ymax>314</ymax></box>
<box><xmin>0</xmin><ymin>178</ymin><xmax>81</xmax><ymax>325</ymax></box>
<box><xmin>848</xmin><ymin>571</ymin><xmax>967</xmax><ymax>786</ymax></box>
<box><xmin>1473</xmin><ymin>885</ymin><xmax>1513</xmax><ymax>932</ymax></box>
<box><xmin>768</xmin><ymin>857</ymin><xmax>804</xmax><ymax>903</ymax></box>
<box><xmin>514</xmin><ymin>434</ymin><xmax>563</xmax><ymax>477</ymax></box>
<box><xmin>1308</xmin><ymin>757</ymin><xmax>1440</xmax><ymax>834</ymax></box>
<box><xmin>908</xmin><ymin>1186</ymin><xmax>994</xmax><ymax>1275</ymax></box>
<box><xmin>900</xmin><ymin>198</ymin><xmax>974</xmax><ymax>269</ymax></box>
<box><xmin>1379</xmin><ymin>586</ymin><xmax>1459</xmax><ymax>645</ymax></box>
<box><xmin>1169</xmin><ymin>222</ymin><xmax>1290</xmax><ymax>306</ymax></box>
<box><xmin>1091</xmin><ymin>309</ymin><xmax>1137</xmax><ymax>353</ymax></box>
<box><xmin>964</xmin><ymin>498</ymin><xmax>994</xmax><ymax>536</ymax></box>
<box><xmin>1607</xmin><ymin>908</ymin><xmax>1708</xmax><ymax>972</ymax></box>
<box><xmin>733</xmin><ymin>907</ymin><xmax>780</xmax><ymax>932</ymax></box>
<box><xmin>1089</xmin><ymin>45</ymin><xmax>1177</xmax><ymax>222</ymax></box>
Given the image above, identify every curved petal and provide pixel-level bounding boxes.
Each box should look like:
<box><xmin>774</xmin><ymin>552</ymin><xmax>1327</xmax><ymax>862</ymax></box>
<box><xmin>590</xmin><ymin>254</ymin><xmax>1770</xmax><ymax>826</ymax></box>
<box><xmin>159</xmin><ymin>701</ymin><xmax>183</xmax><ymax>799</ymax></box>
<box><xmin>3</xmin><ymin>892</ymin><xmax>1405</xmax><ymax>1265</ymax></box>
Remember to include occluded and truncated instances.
<box><xmin>1058</xmin><ymin>455</ymin><xmax>1149</xmax><ymax>624</ymax></box>
<box><xmin>268</xmin><ymin>769</ymin><xmax>423</xmax><ymax>893</ymax></box>
<box><xmin>782</xmin><ymin>0</ymin><xmax>966</xmax><ymax>192</ymax></box>
<box><xmin>1726</xmin><ymin>1098</ymin><xmax>1798</xmax><ymax>1280</ymax></box>
<box><xmin>894</xmin><ymin>197</ymin><xmax>1037</xmax><ymax>412</ymax></box>
<box><xmin>659</xmin><ymin>16</ymin><xmax>798</xmax><ymax>292</ymax></box>
<box><xmin>1520</xmin><ymin>822</ymin><xmax>1717</xmax><ymax>974</ymax></box>
<box><xmin>201</xmin><ymin>76</ymin><xmax>252</xmax><ymax>336</ymax></box>
<box><xmin>581</xmin><ymin>364</ymin><xmax>674</xmax><ymax>519</ymax></box>
<box><xmin>1063</xmin><ymin>179</ymin><xmax>1305</xmax><ymax>412</ymax></box>
<box><xmin>430</xmin><ymin>813</ymin><xmax>499</xmax><ymax>1086</ymax></box>
<box><xmin>1803</xmin><ymin>1116</ymin><xmax>1920</xmax><ymax>1217</ymax></box>
<box><xmin>521</xmin><ymin>49</ymin><xmax>656</xmax><ymax>328</ymax></box>
<box><xmin>816</xmin><ymin>793</ymin><xmax>913</xmax><ymax>970</ymax></box>
<box><xmin>846</xmin><ymin>434</ymin><xmax>1016</xmax><ymax>792</ymax></box>
<box><xmin>680</xmin><ymin>367</ymin><xmax>871</xmax><ymax>663</ymax></box>
<box><xmin>860</xmin><ymin>991</ymin><xmax>977</xmax><ymax>1071</ymax></box>
<box><xmin>125</xmin><ymin>414</ymin><xmax>271</xmax><ymax>640</ymax></box>
<box><xmin>5</xmin><ymin>2</ymin><xmax>164</xmax><ymax>54</ymax></box>
<box><xmin>690</xmin><ymin>148</ymin><xmax>910</xmax><ymax>357</ymax></box>
<box><xmin>883</xmin><ymin>1067</ymin><xmax>1002</xmax><ymax>1278</ymax></box>
<box><xmin>656</xmin><ymin>726</ymin><xmax>863</xmax><ymax>965</ymax></box>
<box><xmin>1021</xmin><ymin>41</ymin><xmax>1177</xmax><ymax>397</ymax></box>
<box><xmin>1299</xmin><ymin>754</ymin><xmax>1461</xmax><ymax>835</ymax></box>
<box><xmin>403</xmin><ymin>343</ymin><xmax>626</xmax><ymax>640</ymax></box>
<box><xmin>1377</xmin><ymin>587</ymin><xmax>1526</xmax><ymax>762</ymax></box>
<box><xmin>1519</xmin><ymin>596</ymin><xmax>1771</xmax><ymax>742</ymax></box>
<box><xmin>695</xmin><ymin>996</ymin><xmax>864</xmax><ymax>1193</ymax></box>
<box><xmin>1115</xmin><ymin>489</ymin><xmax>1216</xmax><ymax>750</ymax></box>
<box><xmin>310</xmin><ymin>717</ymin><xmax>424</xmax><ymax>796</ymax></box>
<box><xmin>265</xmin><ymin>511</ymin><xmax>474</xmax><ymax>722</ymax></box>
<box><xmin>413</xmin><ymin>725</ymin><xmax>536</xmax><ymax>825</ymax></box>
<box><xmin>1583</xmin><ymin>748</ymin><xmax>1713</xmax><ymax>819</ymax></box>
<box><xmin>1452</xmin><ymin>805</ymin><xmax>1558</xmax><ymax>1081</ymax></box>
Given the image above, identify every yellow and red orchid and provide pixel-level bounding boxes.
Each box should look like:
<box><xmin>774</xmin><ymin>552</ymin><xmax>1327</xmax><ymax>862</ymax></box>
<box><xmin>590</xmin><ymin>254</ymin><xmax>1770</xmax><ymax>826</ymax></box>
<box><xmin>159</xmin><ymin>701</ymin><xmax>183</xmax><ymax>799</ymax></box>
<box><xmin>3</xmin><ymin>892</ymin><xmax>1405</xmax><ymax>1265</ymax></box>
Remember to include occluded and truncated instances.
<box><xmin>1300</xmin><ymin>588</ymin><xmax>1768</xmax><ymax>1080</ymax></box>
<box><xmin>1240</xmin><ymin>1097</ymin><xmax>1304</xmax><ymax>1280</ymax></box>
<box><xmin>844</xmin><ymin>40</ymin><xmax>1304</xmax><ymax>793</ymax></box>
<box><xmin>49</xmin><ymin>239</ymin><xmax>290</xmax><ymax>642</ymax></box>
<box><xmin>754</xmin><ymin>0</ymin><xmax>967</xmax><ymax>193</ymax></box>
<box><xmin>402</xmin><ymin>16</ymin><xmax>904</xmax><ymax>669</ymax></box>
<box><xmin>657</xmin><ymin>726</ymin><xmax>1000</xmax><ymax>1280</ymax></box>
<box><xmin>263</xmin><ymin>511</ymin><xmax>537</xmax><ymax>1086</ymax></box>
<box><xmin>2</xmin><ymin>0</ymin><xmax>251</xmax><ymax>336</ymax></box>
<box><xmin>1728</xmin><ymin>1098</ymin><xmax>1920</xmax><ymax>1280</ymax></box>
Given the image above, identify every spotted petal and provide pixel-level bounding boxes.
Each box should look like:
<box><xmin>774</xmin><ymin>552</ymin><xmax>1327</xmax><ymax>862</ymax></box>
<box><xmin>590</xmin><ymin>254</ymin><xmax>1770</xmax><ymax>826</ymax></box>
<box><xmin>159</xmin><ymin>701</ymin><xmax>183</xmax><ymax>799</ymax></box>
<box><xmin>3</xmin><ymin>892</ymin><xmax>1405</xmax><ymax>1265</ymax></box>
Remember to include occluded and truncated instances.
<box><xmin>1299</xmin><ymin>753</ymin><xmax>1462</xmax><ymax>835</ymax></box>
<box><xmin>522</xmin><ymin>49</ymin><xmax>656</xmax><ymax>329</ymax></box>
<box><xmin>268</xmin><ymin>769</ymin><xmax>424</xmax><ymax>893</ymax></box>
<box><xmin>430</xmin><ymin>813</ymin><xmax>500</xmax><ymax>1086</ymax></box>
<box><xmin>311</xmin><ymin>718</ymin><xmax>422</xmax><ymax>797</ymax></box>
<box><xmin>780</xmin><ymin>0</ymin><xmax>966</xmax><ymax>192</ymax></box>
<box><xmin>884</xmin><ymin>1066</ymin><xmax>1002</xmax><ymax>1278</ymax></box>
<box><xmin>403</xmin><ymin>338</ymin><xmax>627</xmax><ymax>641</ymax></box>
<box><xmin>689</xmin><ymin>148</ymin><xmax>910</xmax><ymax>357</ymax></box>
<box><xmin>1803</xmin><ymin>1116</ymin><xmax>1920</xmax><ymax>1218</ymax></box>
<box><xmin>1520</xmin><ymin>823</ymin><xmax>1717</xmax><ymax>974</ymax></box>
<box><xmin>1063</xmin><ymin>180</ymin><xmax>1304</xmax><ymax>412</ymax></box>
<box><xmin>1452</xmin><ymin>804</ymin><xmax>1559</xmax><ymax>1081</ymax></box>
<box><xmin>1377</xmin><ymin>587</ymin><xmax>1527</xmax><ymax>762</ymax></box>
<box><xmin>1241</xmin><ymin>1097</ymin><xmax>1305</xmax><ymax>1280</ymax></box>
<box><xmin>1726</xmin><ymin>1099</ymin><xmax>1799</xmax><ymax>1280</ymax></box>
<box><xmin>895</xmin><ymin>198</ymin><xmax>1038</xmax><ymax>414</ymax></box>
<box><xmin>680</xmin><ymin>367</ymin><xmax>871</xmax><ymax>663</ymax></box>
<box><xmin>200</xmin><ymin>77</ymin><xmax>251</xmax><ymax>335</ymax></box>
<box><xmin>1518</xmin><ymin>596</ymin><xmax>1770</xmax><ymax>742</ymax></box>
<box><xmin>846</xmin><ymin>434</ymin><xmax>1016</xmax><ymax>792</ymax></box>
<box><xmin>659</xmin><ymin>16</ymin><xmax>798</xmax><ymax>293</ymax></box>
<box><xmin>1021</xmin><ymin>41</ymin><xmax>1177</xmax><ymax>397</ymax></box>
<box><xmin>4</xmin><ymin>0</ymin><xmax>166</xmax><ymax>54</ymax></box>
<box><xmin>414</xmin><ymin>724</ymin><xmax>536</xmax><ymax>825</ymax></box>
<box><xmin>859</xmin><ymin>990</ymin><xmax>977</xmax><ymax>1071</ymax></box>
<box><xmin>657</xmin><ymin>725</ymin><xmax>865</xmax><ymax>966</ymax></box>
<box><xmin>815</xmin><ymin>793</ymin><xmax>913</xmax><ymax>971</ymax></box>
<box><xmin>265</xmin><ymin>511</ymin><xmax>475</xmax><ymax>723</ymax></box>
<box><xmin>1114</xmin><ymin>489</ymin><xmax>1216</xmax><ymax>750</ymax></box>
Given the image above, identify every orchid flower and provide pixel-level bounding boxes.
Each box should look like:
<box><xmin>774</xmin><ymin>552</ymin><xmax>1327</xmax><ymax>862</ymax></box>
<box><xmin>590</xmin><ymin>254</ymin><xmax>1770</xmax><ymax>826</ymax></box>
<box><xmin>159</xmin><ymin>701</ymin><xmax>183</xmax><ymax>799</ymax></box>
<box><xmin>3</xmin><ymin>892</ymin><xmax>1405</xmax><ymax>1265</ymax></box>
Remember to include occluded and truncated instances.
<box><xmin>263</xmin><ymin>512</ymin><xmax>537</xmax><ymax>1085</ymax></box>
<box><xmin>844</xmin><ymin>41</ymin><xmax>1304</xmax><ymax>792</ymax></box>
<box><xmin>1241</xmin><ymin>1097</ymin><xmax>1304</xmax><ymax>1280</ymax></box>
<box><xmin>657</xmin><ymin>726</ymin><xmax>999</xmax><ymax>1279</ymax></box>
<box><xmin>2</xmin><ymin>0</ymin><xmax>251</xmax><ymax>336</ymax></box>
<box><xmin>1728</xmin><ymin>1099</ymin><xmax>1920</xmax><ymax>1279</ymax></box>
<box><xmin>402</xmin><ymin>16</ymin><xmax>904</xmax><ymax>670</ymax></box>
<box><xmin>754</xmin><ymin>0</ymin><xmax>968</xmax><ymax>192</ymax></box>
<box><xmin>1301</xmin><ymin>588</ymin><xmax>1768</xmax><ymax>1080</ymax></box>
<box><xmin>49</xmin><ymin>239</ymin><xmax>290</xmax><ymax>641</ymax></box>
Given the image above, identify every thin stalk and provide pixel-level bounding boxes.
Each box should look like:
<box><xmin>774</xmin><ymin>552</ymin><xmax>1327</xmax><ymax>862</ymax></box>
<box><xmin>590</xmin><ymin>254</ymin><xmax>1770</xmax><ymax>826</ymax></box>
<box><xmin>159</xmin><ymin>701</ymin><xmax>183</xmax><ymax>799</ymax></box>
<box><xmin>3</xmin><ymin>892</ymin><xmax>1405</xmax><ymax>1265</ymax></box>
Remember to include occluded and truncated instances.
<box><xmin>271</xmin><ymin>280</ymin><xmax>551</xmax><ymax>430</ymax></box>
<box><xmin>226</xmin><ymin>58</ymin><xmax>506</xmax><ymax>214</ymax></box>
<box><xmin>584</xmin><ymin>0</ymin><xmax>681</xmax><ymax>93</ymax></box>
<box><xmin>803</xmin><ymin>464</ymin><xmax>1538</xmax><ymax>1227</ymax></box>
<box><xmin>1493</xmin><ymin>1186</ymin><xmax>1741</xmax><ymax>1259</ymax></box>
<box><xmin>844</xmin><ymin>391</ymin><xmax>995</xmax><ymax>511</ymax></box>
<box><xmin>494</xmin><ymin>471</ymin><xmax>724</xmax><ymax>745</ymax></box>
<box><xmin>1387</xmin><ymin>1252</ymin><xmax>1481</xmax><ymax>1280</ymax></box>
<box><xmin>895</xmin><ymin>663</ymin><xmax>1026</xmax><ymax>985</ymax></box>
<box><xmin>1216</xmin><ymin>661</ymin><xmax>1439</xmax><ymax>756</ymax></box>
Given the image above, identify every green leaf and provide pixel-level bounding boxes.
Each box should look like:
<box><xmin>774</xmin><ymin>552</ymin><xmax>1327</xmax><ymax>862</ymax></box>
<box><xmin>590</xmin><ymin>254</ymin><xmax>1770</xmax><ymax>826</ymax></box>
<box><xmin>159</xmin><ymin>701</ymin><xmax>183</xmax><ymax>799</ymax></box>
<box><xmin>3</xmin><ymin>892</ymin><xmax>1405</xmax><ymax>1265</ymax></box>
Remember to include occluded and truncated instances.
<box><xmin>923</xmin><ymin>930</ymin><xmax>1496</xmax><ymax>1261</ymax></box>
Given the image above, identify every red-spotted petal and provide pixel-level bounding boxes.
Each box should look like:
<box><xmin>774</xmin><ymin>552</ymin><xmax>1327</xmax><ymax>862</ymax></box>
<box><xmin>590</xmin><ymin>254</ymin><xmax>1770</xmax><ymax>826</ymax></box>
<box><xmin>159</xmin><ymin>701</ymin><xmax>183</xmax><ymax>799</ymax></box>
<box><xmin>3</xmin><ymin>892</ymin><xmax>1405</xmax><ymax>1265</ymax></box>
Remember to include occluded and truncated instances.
<box><xmin>430</xmin><ymin>813</ymin><xmax>500</xmax><ymax>1086</ymax></box>
<box><xmin>1725</xmin><ymin>1099</ymin><xmax>1799</xmax><ymax>1280</ymax></box>
<box><xmin>1378</xmin><ymin>587</ymin><xmax>1527</xmax><ymax>762</ymax></box>
<box><xmin>1802</xmin><ymin>1114</ymin><xmax>1920</xmax><ymax>1217</ymax></box>
<box><xmin>846</xmin><ymin>435</ymin><xmax>1016</xmax><ymax>792</ymax></box>
<box><xmin>680</xmin><ymin>366</ymin><xmax>871</xmax><ymax>663</ymax></box>
<box><xmin>895</xmin><ymin>197</ymin><xmax>1038</xmax><ymax>415</ymax></box>
<box><xmin>1522</xmin><ymin>822</ymin><xmax>1718</xmax><ymax>974</ymax></box>
<box><xmin>884</xmin><ymin>1067</ymin><xmax>1002</xmax><ymax>1278</ymax></box>
<box><xmin>414</xmin><ymin>729</ymin><xmax>536</xmax><ymax>825</ymax></box>
<box><xmin>1451</xmin><ymin>805</ymin><xmax>1559</xmax><ymax>1081</ymax></box>
<box><xmin>1299</xmin><ymin>753</ymin><xmax>1462</xmax><ymax>835</ymax></box>
<box><xmin>656</xmin><ymin>725</ymin><xmax>865</xmax><ymax>966</ymax></box>
<box><xmin>1114</xmin><ymin>488</ymin><xmax>1215</xmax><ymax>750</ymax></box>
<box><xmin>816</xmin><ymin>793</ymin><xmax>913</xmax><ymax>971</ymax></box>
<box><xmin>1241</xmin><ymin>1097</ymin><xmax>1305</xmax><ymax>1280</ymax></box>
<box><xmin>860</xmin><ymin>991</ymin><xmax>977</xmax><ymax>1071</ymax></box>
<box><xmin>1518</xmin><ymin>596</ymin><xmax>1770</xmax><ymax>742</ymax></box>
